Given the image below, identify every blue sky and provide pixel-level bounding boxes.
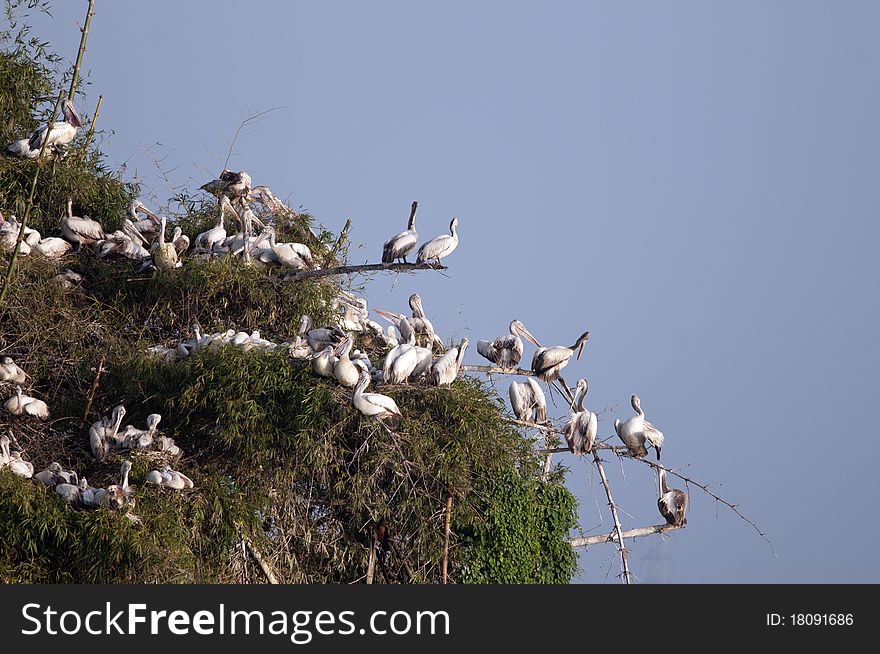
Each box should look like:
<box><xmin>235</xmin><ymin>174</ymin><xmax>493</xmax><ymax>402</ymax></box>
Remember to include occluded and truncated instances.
<box><xmin>24</xmin><ymin>1</ymin><xmax>880</xmax><ymax>582</ymax></box>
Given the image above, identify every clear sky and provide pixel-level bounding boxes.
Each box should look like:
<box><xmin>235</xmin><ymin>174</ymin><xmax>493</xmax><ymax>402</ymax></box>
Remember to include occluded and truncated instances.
<box><xmin>24</xmin><ymin>0</ymin><xmax>880</xmax><ymax>582</ymax></box>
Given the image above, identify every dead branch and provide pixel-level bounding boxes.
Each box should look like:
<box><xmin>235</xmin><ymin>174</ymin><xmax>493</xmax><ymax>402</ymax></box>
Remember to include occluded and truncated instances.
<box><xmin>460</xmin><ymin>364</ymin><xmax>534</xmax><ymax>376</ymax></box>
<box><xmin>615</xmin><ymin>451</ymin><xmax>774</xmax><ymax>554</ymax></box>
<box><xmin>441</xmin><ymin>484</ymin><xmax>454</xmax><ymax>584</ymax></box>
<box><xmin>591</xmin><ymin>450</ymin><xmax>632</xmax><ymax>584</ymax></box>
<box><xmin>281</xmin><ymin>261</ymin><xmax>447</xmax><ymax>282</ymax></box>
<box><xmin>223</xmin><ymin>106</ymin><xmax>286</xmax><ymax>170</ymax></box>
<box><xmin>242</xmin><ymin>535</ymin><xmax>279</xmax><ymax>584</ymax></box>
<box><xmin>80</xmin><ymin>354</ymin><xmax>106</xmax><ymax>428</ymax></box>
<box><xmin>568</xmin><ymin>523</ymin><xmax>683</xmax><ymax>548</ymax></box>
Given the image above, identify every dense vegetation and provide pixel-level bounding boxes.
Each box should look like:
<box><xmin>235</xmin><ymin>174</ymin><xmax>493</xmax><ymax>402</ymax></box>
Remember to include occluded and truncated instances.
<box><xmin>0</xmin><ymin>1</ymin><xmax>579</xmax><ymax>584</ymax></box>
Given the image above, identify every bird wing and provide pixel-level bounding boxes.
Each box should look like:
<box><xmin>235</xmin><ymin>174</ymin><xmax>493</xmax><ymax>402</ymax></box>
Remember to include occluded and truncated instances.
<box><xmin>364</xmin><ymin>393</ymin><xmax>401</xmax><ymax>415</ymax></box>
<box><xmin>531</xmin><ymin>346</ymin><xmax>571</xmax><ymax>374</ymax></box>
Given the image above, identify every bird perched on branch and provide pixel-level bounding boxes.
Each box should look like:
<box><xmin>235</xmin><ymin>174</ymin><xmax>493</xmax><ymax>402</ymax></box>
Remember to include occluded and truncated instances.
<box><xmin>417</xmin><ymin>217</ymin><xmax>458</xmax><ymax>266</ymax></box>
<box><xmin>5</xmin><ymin>99</ymin><xmax>84</xmax><ymax>158</ymax></box>
<box><xmin>428</xmin><ymin>338</ymin><xmax>469</xmax><ymax>386</ymax></box>
<box><xmin>382</xmin><ymin>201</ymin><xmax>419</xmax><ymax>264</ymax></box>
<box><xmin>531</xmin><ymin>330</ymin><xmax>589</xmax><ymax>384</ymax></box>
<box><xmin>194</xmin><ymin>196</ymin><xmax>238</xmax><ymax>252</ymax></box>
<box><xmin>657</xmin><ymin>467</ymin><xmax>688</xmax><ymax>526</ymax></box>
<box><xmin>200</xmin><ymin>169</ymin><xmax>252</xmax><ymax>205</ymax></box>
<box><xmin>614</xmin><ymin>394</ymin><xmax>664</xmax><ymax>459</ymax></box>
<box><xmin>478</xmin><ymin>320</ymin><xmax>541</xmax><ymax>370</ymax></box>
<box><xmin>509</xmin><ymin>377</ymin><xmax>547</xmax><ymax>425</ymax></box>
<box><xmin>564</xmin><ymin>379</ymin><xmax>597</xmax><ymax>455</ymax></box>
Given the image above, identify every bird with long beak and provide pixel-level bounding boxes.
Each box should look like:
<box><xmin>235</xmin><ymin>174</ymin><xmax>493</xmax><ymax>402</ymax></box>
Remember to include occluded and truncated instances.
<box><xmin>613</xmin><ymin>394</ymin><xmax>664</xmax><ymax>459</ymax></box>
<box><xmin>6</xmin><ymin>99</ymin><xmax>84</xmax><ymax>158</ymax></box>
<box><xmin>478</xmin><ymin>319</ymin><xmax>541</xmax><ymax>369</ymax></box>
<box><xmin>531</xmin><ymin>330</ymin><xmax>589</xmax><ymax>384</ymax></box>
<box><xmin>657</xmin><ymin>467</ymin><xmax>688</xmax><ymax>526</ymax></box>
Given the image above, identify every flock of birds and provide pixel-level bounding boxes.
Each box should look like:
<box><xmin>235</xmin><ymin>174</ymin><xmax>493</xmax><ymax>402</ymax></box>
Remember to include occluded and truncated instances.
<box><xmin>0</xmin><ymin>355</ymin><xmax>193</xmax><ymax>518</ymax></box>
<box><xmin>1</xmin><ymin>101</ymin><xmax>688</xmax><ymax>530</ymax></box>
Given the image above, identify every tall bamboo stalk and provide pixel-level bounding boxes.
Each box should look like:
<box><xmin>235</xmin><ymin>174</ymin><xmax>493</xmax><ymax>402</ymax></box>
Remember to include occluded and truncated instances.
<box><xmin>68</xmin><ymin>0</ymin><xmax>96</xmax><ymax>102</ymax></box>
<box><xmin>77</xmin><ymin>93</ymin><xmax>102</xmax><ymax>164</ymax></box>
<box><xmin>0</xmin><ymin>90</ymin><xmax>65</xmax><ymax>309</ymax></box>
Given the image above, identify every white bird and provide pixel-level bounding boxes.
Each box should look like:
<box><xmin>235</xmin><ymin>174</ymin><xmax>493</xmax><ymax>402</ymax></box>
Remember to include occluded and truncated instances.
<box><xmin>269</xmin><ymin>227</ymin><xmax>313</xmax><ymax>271</ymax></box>
<box><xmin>121</xmin><ymin>413</ymin><xmax>162</xmax><ymax>451</ymax></box>
<box><xmin>428</xmin><ymin>338</ymin><xmax>469</xmax><ymax>386</ymax></box>
<box><xmin>382</xmin><ymin>201</ymin><xmax>419</xmax><ymax>264</ymax></box>
<box><xmin>97</xmin><ymin>230</ymin><xmax>150</xmax><ymax>260</ymax></box>
<box><xmin>0</xmin><ymin>215</ymin><xmax>33</xmax><ymax>255</ymax></box>
<box><xmin>373</xmin><ymin>308</ymin><xmax>416</xmax><ymax>345</ymax></box>
<box><xmin>351</xmin><ymin>369</ymin><xmax>401</xmax><ymax>419</ymax></box>
<box><xmin>55</xmin><ymin>478</ymin><xmax>87</xmax><ymax>505</ymax></box>
<box><xmin>383</xmin><ymin>319</ymin><xmax>419</xmax><ymax>385</ymax></box>
<box><xmin>408</xmin><ymin>293</ymin><xmax>444</xmax><ymax>350</ymax></box>
<box><xmin>333</xmin><ymin>336</ymin><xmax>361</xmax><ymax>388</ymax></box>
<box><xmin>478</xmin><ymin>320</ymin><xmax>541</xmax><ymax>369</ymax></box>
<box><xmin>145</xmin><ymin>466</ymin><xmax>194</xmax><ymax>490</ymax></box>
<box><xmin>531</xmin><ymin>330</ymin><xmax>589</xmax><ymax>384</ymax></box>
<box><xmin>0</xmin><ymin>356</ymin><xmax>27</xmax><ymax>384</ymax></box>
<box><xmin>126</xmin><ymin>200</ymin><xmax>163</xmax><ymax>243</ymax></box>
<box><xmin>4</xmin><ymin>385</ymin><xmax>49</xmax><ymax>419</ymax></box>
<box><xmin>509</xmin><ymin>377</ymin><xmax>547</xmax><ymax>425</ymax></box>
<box><xmin>312</xmin><ymin>345</ymin><xmax>338</xmax><ymax>378</ymax></box>
<box><xmin>563</xmin><ymin>379</ymin><xmax>597</xmax><ymax>456</ymax></box>
<box><xmin>408</xmin><ymin>346</ymin><xmax>434</xmax><ymax>382</ymax></box>
<box><xmin>613</xmin><ymin>394</ymin><xmax>664</xmax><ymax>459</ymax></box>
<box><xmin>152</xmin><ymin>216</ymin><xmax>179</xmax><ymax>272</ymax></box>
<box><xmin>0</xmin><ymin>434</ymin><xmax>10</xmax><ymax>467</ymax></box>
<box><xmin>89</xmin><ymin>405</ymin><xmax>126</xmax><ymax>461</ymax></box>
<box><xmin>94</xmin><ymin>460</ymin><xmax>135</xmax><ymax>510</ymax></box>
<box><xmin>33</xmin><ymin>236</ymin><xmax>72</xmax><ymax>259</ymax></box>
<box><xmin>657</xmin><ymin>467</ymin><xmax>688</xmax><ymax>527</ymax></box>
<box><xmin>194</xmin><ymin>196</ymin><xmax>237</xmax><ymax>251</ymax></box>
<box><xmin>34</xmin><ymin>462</ymin><xmax>77</xmax><ymax>487</ymax></box>
<box><xmin>6</xmin><ymin>450</ymin><xmax>34</xmax><ymax>478</ymax></box>
<box><xmin>416</xmin><ymin>216</ymin><xmax>458</xmax><ymax>265</ymax></box>
<box><xmin>6</xmin><ymin>99</ymin><xmax>84</xmax><ymax>158</ymax></box>
<box><xmin>61</xmin><ymin>198</ymin><xmax>105</xmax><ymax>250</ymax></box>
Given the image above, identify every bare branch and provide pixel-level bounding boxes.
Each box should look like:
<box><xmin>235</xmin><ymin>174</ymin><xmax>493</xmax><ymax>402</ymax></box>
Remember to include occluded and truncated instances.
<box><xmin>591</xmin><ymin>450</ymin><xmax>633</xmax><ymax>584</ymax></box>
<box><xmin>569</xmin><ymin>523</ymin><xmax>683</xmax><ymax>548</ymax></box>
<box><xmin>223</xmin><ymin>106</ymin><xmax>286</xmax><ymax>170</ymax></box>
<box><xmin>281</xmin><ymin>262</ymin><xmax>447</xmax><ymax>282</ymax></box>
<box><xmin>460</xmin><ymin>364</ymin><xmax>534</xmax><ymax>376</ymax></box>
<box><xmin>615</xmin><ymin>452</ymin><xmax>775</xmax><ymax>554</ymax></box>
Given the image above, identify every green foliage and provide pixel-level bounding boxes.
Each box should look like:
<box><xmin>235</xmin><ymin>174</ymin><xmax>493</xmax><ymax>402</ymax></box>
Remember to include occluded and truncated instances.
<box><xmin>456</xmin><ymin>466</ymin><xmax>579</xmax><ymax>584</ymax></box>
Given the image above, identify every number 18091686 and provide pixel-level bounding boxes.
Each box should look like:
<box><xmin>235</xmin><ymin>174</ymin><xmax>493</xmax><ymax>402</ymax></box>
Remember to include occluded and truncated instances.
<box><xmin>766</xmin><ymin>614</ymin><xmax>854</xmax><ymax>626</ymax></box>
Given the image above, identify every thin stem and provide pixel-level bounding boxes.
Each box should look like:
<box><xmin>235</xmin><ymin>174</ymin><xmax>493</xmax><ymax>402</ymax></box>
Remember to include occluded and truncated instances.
<box><xmin>441</xmin><ymin>484</ymin><xmax>454</xmax><ymax>584</ymax></box>
<box><xmin>0</xmin><ymin>90</ymin><xmax>65</xmax><ymax>309</ymax></box>
<box><xmin>591</xmin><ymin>449</ymin><xmax>632</xmax><ymax>584</ymax></box>
<box><xmin>68</xmin><ymin>0</ymin><xmax>96</xmax><ymax>101</ymax></box>
<box><xmin>77</xmin><ymin>93</ymin><xmax>102</xmax><ymax>164</ymax></box>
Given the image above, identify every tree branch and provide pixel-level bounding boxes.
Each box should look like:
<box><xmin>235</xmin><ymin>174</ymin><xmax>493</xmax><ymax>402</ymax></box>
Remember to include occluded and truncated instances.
<box><xmin>281</xmin><ymin>261</ymin><xmax>447</xmax><ymax>282</ymax></box>
<box><xmin>460</xmin><ymin>364</ymin><xmax>534</xmax><ymax>376</ymax></box>
<box><xmin>67</xmin><ymin>0</ymin><xmax>95</xmax><ymax>102</ymax></box>
<box><xmin>568</xmin><ymin>523</ymin><xmax>683</xmax><ymax>548</ymax></box>
<box><xmin>591</xmin><ymin>450</ymin><xmax>633</xmax><ymax>584</ymax></box>
<box><xmin>614</xmin><ymin>451</ymin><xmax>775</xmax><ymax>554</ymax></box>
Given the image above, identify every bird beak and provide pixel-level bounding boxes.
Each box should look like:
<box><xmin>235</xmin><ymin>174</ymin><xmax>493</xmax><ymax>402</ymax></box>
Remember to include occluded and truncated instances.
<box><xmin>576</xmin><ymin>342</ymin><xmax>585</xmax><ymax>360</ymax></box>
<box><xmin>66</xmin><ymin>102</ymin><xmax>84</xmax><ymax>128</ymax></box>
<box><xmin>521</xmin><ymin>325</ymin><xmax>542</xmax><ymax>348</ymax></box>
